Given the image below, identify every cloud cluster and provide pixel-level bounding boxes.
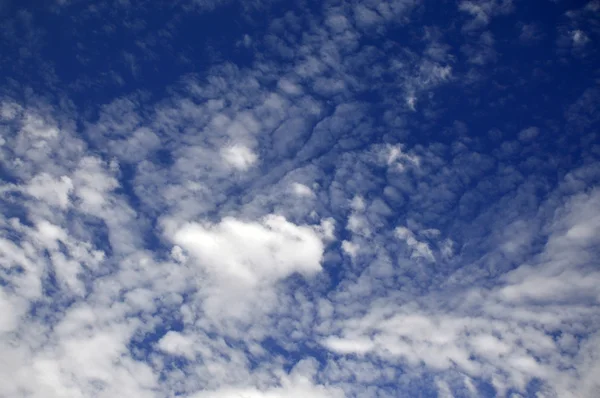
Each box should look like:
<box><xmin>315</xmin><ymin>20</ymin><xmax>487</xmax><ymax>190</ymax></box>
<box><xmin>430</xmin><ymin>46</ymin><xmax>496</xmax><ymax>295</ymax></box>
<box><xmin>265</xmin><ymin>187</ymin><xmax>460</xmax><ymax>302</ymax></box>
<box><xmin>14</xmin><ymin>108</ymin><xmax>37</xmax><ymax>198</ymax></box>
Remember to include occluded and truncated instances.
<box><xmin>0</xmin><ymin>0</ymin><xmax>599</xmax><ymax>397</ymax></box>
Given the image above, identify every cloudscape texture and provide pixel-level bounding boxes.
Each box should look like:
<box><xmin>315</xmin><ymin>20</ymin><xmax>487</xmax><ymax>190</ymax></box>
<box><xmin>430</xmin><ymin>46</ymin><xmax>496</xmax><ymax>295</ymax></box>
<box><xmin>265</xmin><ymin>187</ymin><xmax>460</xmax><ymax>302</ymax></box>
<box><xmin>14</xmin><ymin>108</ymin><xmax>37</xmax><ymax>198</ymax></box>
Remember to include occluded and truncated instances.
<box><xmin>0</xmin><ymin>0</ymin><xmax>599</xmax><ymax>397</ymax></box>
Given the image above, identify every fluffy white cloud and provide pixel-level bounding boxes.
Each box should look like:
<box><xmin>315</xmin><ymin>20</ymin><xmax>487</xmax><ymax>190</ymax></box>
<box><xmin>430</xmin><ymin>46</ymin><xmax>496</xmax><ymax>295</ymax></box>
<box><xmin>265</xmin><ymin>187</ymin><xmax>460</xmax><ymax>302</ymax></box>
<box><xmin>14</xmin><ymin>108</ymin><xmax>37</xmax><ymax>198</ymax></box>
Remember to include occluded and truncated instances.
<box><xmin>221</xmin><ymin>144</ymin><xmax>258</xmax><ymax>170</ymax></box>
<box><xmin>168</xmin><ymin>215</ymin><xmax>326</xmax><ymax>321</ymax></box>
<box><xmin>25</xmin><ymin>173</ymin><xmax>73</xmax><ymax>209</ymax></box>
<box><xmin>291</xmin><ymin>182</ymin><xmax>315</xmax><ymax>198</ymax></box>
<box><xmin>172</xmin><ymin>214</ymin><xmax>324</xmax><ymax>286</ymax></box>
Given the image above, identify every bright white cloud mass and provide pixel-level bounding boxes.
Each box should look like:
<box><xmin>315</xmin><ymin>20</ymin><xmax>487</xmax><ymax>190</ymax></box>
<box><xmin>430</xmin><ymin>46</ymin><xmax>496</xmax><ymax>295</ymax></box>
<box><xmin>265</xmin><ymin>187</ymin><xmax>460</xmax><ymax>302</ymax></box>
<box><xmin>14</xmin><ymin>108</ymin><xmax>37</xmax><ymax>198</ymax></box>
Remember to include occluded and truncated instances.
<box><xmin>0</xmin><ymin>0</ymin><xmax>599</xmax><ymax>397</ymax></box>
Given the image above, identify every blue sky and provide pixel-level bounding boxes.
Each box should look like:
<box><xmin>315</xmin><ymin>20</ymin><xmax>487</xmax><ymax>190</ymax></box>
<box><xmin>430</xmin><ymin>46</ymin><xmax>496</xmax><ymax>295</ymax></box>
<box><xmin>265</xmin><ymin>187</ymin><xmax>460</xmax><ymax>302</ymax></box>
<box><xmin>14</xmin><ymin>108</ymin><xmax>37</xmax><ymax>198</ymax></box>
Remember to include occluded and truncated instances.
<box><xmin>0</xmin><ymin>0</ymin><xmax>599</xmax><ymax>397</ymax></box>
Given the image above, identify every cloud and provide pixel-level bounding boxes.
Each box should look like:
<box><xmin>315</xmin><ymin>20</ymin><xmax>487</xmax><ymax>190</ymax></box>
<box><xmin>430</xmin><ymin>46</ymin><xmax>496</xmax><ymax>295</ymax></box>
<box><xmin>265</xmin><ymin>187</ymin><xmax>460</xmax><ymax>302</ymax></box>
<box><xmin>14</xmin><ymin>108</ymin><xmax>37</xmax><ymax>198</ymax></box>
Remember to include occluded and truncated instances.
<box><xmin>25</xmin><ymin>173</ymin><xmax>74</xmax><ymax>209</ymax></box>
<box><xmin>518</xmin><ymin>23</ymin><xmax>544</xmax><ymax>44</ymax></box>
<box><xmin>166</xmin><ymin>214</ymin><xmax>327</xmax><ymax>323</ymax></box>
<box><xmin>395</xmin><ymin>226</ymin><xmax>435</xmax><ymax>262</ymax></box>
<box><xmin>459</xmin><ymin>0</ymin><xmax>514</xmax><ymax>31</ymax></box>
<box><xmin>518</xmin><ymin>126</ymin><xmax>539</xmax><ymax>141</ymax></box>
<box><xmin>291</xmin><ymin>182</ymin><xmax>315</xmax><ymax>198</ymax></box>
<box><xmin>556</xmin><ymin>1</ymin><xmax>598</xmax><ymax>58</ymax></box>
<box><xmin>171</xmin><ymin>214</ymin><xmax>325</xmax><ymax>286</ymax></box>
<box><xmin>571</xmin><ymin>29</ymin><xmax>590</xmax><ymax>46</ymax></box>
<box><xmin>1</xmin><ymin>0</ymin><xmax>599</xmax><ymax>397</ymax></box>
<box><xmin>190</xmin><ymin>358</ymin><xmax>345</xmax><ymax>398</ymax></box>
<box><xmin>319</xmin><ymin>163</ymin><xmax>600</xmax><ymax>397</ymax></box>
<box><xmin>221</xmin><ymin>144</ymin><xmax>259</xmax><ymax>170</ymax></box>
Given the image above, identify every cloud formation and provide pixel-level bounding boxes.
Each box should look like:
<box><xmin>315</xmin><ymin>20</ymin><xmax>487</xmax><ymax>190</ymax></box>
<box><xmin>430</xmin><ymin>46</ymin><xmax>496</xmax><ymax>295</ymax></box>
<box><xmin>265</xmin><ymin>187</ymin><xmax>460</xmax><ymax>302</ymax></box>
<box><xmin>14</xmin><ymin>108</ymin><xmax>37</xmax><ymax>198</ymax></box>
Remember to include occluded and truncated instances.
<box><xmin>0</xmin><ymin>0</ymin><xmax>599</xmax><ymax>397</ymax></box>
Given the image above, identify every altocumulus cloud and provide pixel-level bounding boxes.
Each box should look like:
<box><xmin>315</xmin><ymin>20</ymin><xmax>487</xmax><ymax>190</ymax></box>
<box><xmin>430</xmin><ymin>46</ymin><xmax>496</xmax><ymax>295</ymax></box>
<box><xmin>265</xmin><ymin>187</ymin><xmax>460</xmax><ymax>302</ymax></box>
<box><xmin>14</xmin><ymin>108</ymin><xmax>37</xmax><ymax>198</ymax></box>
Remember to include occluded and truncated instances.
<box><xmin>0</xmin><ymin>0</ymin><xmax>599</xmax><ymax>397</ymax></box>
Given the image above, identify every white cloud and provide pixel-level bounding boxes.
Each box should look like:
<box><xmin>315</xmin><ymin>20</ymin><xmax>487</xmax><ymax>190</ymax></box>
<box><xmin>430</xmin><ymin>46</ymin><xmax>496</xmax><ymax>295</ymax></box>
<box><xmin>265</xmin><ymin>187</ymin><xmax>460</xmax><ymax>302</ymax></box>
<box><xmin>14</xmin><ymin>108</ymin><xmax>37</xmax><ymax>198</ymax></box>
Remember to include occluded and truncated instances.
<box><xmin>323</xmin><ymin>336</ymin><xmax>375</xmax><ymax>355</ymax></box>
<box><xmin>221</xmin><ymin>144</ymin><xmax>258</xmax><ymax>170</ymax></box>
<box><xmin>341</xmin><ymin>240</ymin><xmax>359</xmax><ymax>258</ymax></box>
<box><xmin>350</xmin><ymin>195</ymin><xmax>366</xmax><ymax>212</ymax></box>
<box><xmin>277</xmin><ymin>78</ymin><xmax>303</xmax><ymax>96</ymax></box>
<box><xmin>518</xmin><ymin>126</ymin><xmax>539</xmax><ymax>141</ymax></box>
<box><xmin>498</xmin><ymin>188</ymin><xmax>600</xmax><ymax>304</ymax></box>
<box><xmin>0</xmin><ymin>288</ymin><xmax>22</xmax><ymax>333</ymax></box>
<box><xmin>25</xmin><ymin>173</ymin><xmax>73</xmax><ymax>209</ymax></box>
<box><xmin>459</xmin><ymin>0</ymin><xmax>514</xmax><ymax>31</ymax></box>
<box><xmin>190</xmin><ymin>375</ymin><xmax>344</xmax><ymax>398</ymax></box>
<box><xmin>395</xmin><ymin>226</ymin><xmax>435</xmax><ymax>262</ymax></box>
<box><xmin>385</xmin><ymin>144</ymin><xmax>420</xmax><ymax>171</ymax></box>
<box><xmin>291</xmin><ymin>182</ymin><xmax>315</xmax><ymax>197</ymax></box>
<box><xmin>0</xmin><ymin>2</ymin><xmax>598</xmax><ymax>397</ymax></box>
<box><xmin>571</xmin><ymin>29</ymin><xmax>590</xmax><ymax>46</ymax></box>
<box><xmin>320</xmin><ymin>180</ymin><xmax>600</xmax><ymax>396</ymax></box>
<box><xmin>0</xmin><ymin>100</ymin><xmax>22</xmax><ymax>120</ymax></box>
<box><xmin>158</xmin><ymin>331</ymin><xmax>196</xmax><ymax>359</ymax></box>
<box><xmin>172</xmin><ymin>214</ymin><xmax>324</xmax><ymax>286</ymax></box>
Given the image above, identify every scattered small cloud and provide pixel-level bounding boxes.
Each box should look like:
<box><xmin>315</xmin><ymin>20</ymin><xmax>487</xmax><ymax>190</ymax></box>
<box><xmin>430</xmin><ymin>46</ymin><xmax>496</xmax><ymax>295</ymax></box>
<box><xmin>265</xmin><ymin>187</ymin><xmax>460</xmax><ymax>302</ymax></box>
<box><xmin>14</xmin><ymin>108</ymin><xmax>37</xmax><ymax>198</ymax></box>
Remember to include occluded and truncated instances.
<box><xmin>518</xmin><ymin>126</ymin><xmax>539</xmax><ymax>141</ymax></box>
<box><xmin>221</xmin><ymin>144</ymin><xmax>258</xmax><ymax>170</ymax></box>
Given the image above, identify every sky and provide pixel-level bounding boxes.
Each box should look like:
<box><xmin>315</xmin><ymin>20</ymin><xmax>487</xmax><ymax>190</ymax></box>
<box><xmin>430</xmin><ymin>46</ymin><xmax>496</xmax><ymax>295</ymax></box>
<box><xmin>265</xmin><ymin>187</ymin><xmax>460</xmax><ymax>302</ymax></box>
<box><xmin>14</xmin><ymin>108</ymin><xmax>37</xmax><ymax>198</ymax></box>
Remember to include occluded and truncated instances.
<box><xmin>0</xmin><ymin>0</ymin><xmax>599</xmax><ymax>397</ymax></box>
